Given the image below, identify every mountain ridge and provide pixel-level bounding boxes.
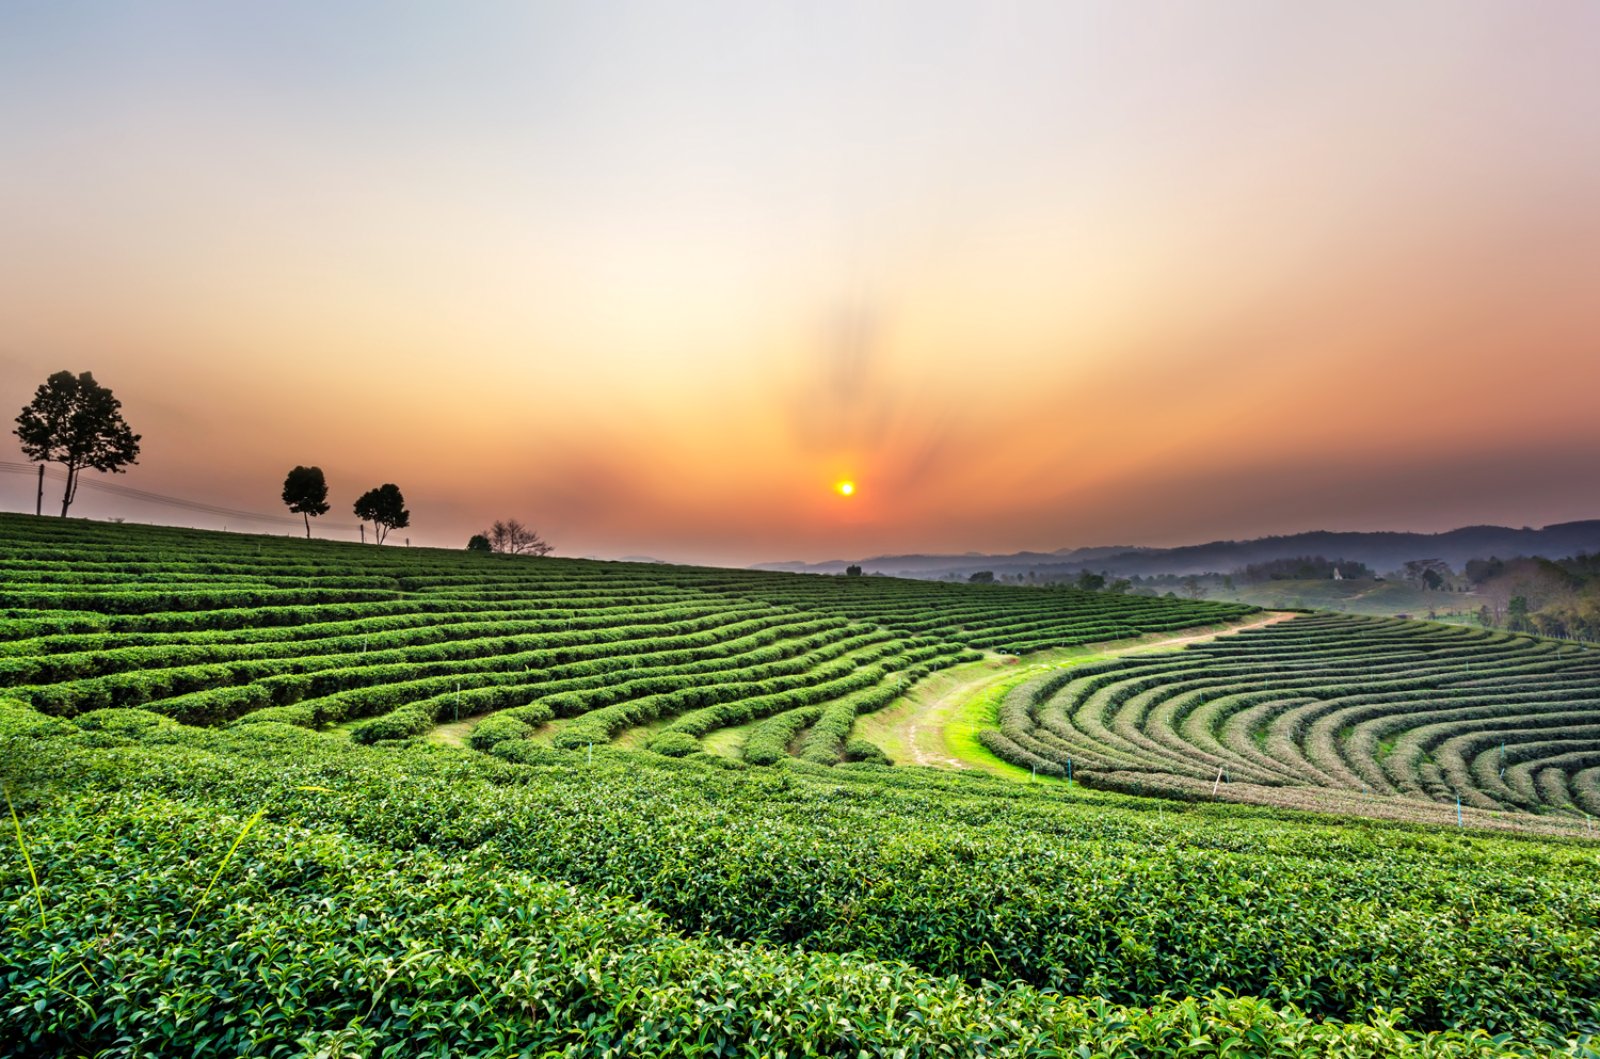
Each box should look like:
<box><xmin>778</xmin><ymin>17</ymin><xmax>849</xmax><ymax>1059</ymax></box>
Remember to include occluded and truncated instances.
<box><xmin>754</xmin><ymin>520</ymin><xmax>1600</xmax><ymax>579</ymax></box>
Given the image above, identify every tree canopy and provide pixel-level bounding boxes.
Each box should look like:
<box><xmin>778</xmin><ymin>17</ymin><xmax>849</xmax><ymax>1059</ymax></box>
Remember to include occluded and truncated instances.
<box><xmin>281</xmin><ymin>466</ymin><xmax>330</xmax><ymax>538</ymax></box>
<box><xmin>13</xmin><ymin>370</ymin><xmax>141</xmax><ymax>516</ymax></box>
<box><xmin>353</xmin><ymin>484</ymin><xmax>409</xmax><ymax>545</ymax></box>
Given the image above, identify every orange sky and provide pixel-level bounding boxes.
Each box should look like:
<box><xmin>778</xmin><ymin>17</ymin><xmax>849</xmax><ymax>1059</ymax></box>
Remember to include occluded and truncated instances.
<box><xmin>3</xmin><ymin>2</ymin><xmax>1599</xmax><ymax>565</ymax></box>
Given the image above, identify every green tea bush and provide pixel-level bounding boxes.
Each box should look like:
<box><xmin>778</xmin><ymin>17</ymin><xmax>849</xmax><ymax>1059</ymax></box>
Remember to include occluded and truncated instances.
<box><xmin>465</xmin><ymin>711</ymin><xmax>534</xmax><ymax>750</ymax></box>
<box><xmin>844</xmin><ymin>737</ymin><xmax>891</xmax><ymax>764</ymax></box>
<box><xmin>4</xmin><ymin>789</ymin><xmax>1564</xmax><ymax>1058</ymax></box>
<box><xmin>349</xmin><ymin>704</ymin><xmax>433</xmax><ymax>743</ymax></box>
<box><xmin>646</xmin><ymin>731</ymin><xmax>700</xmax><ymax>757</ymax></box>
<box><xmin>8</xmin><ymin>515</ymin><xmax>1596</xmax><ymax>1055</ymax></box>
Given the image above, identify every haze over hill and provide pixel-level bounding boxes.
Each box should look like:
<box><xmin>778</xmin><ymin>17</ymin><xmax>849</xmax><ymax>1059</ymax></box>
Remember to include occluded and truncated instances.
<box><xmin>757</xmin><ymin>520</ymin><xmax>1600</xmax><ymax>580</ymax></box>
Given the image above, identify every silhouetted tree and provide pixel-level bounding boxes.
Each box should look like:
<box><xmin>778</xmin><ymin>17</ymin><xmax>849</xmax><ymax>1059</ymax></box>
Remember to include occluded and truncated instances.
<box><xmin>467</xmin><ymin>534</ymin><xmax>492</xmax><ymax>552</ymax></box>
<box><xmin>968</xmin><ymin>571</ymin><xmax>995</xmax><ymax>584</ymax></box>
<box><xmin>13</xmin><ymin>370</ymin><xmax>141</xmax><ymax>517</ymax></box>
<box><xmin>845</xmin><ymin>564</ymin><xmax>863</xmax><ymax>577</ymax></box>
<box><xmin>353</xmin><ymin>484</ymin><xmax>409</xmax><ymax>544</ymax></box>
<box><xmin>281</xmin><ymin>466</ymin><xmax>330</xmax><ymax>538</ymax></box>
<box><xmin>484</xmin><ymin>519</ymin><xmax>552</xmax><ymax>556</ymax></box>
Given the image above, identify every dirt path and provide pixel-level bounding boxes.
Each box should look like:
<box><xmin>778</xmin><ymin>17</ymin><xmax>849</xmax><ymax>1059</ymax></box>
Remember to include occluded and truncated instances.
<box><xmin>1109</xmin><ymin>610</ymin><xmax>1296</xmax><ymax>654</ymax></box>
<box><xmin>880</xmin><ymin>611</ymin><xmax>1299</xmax><ymax>770</ymax></box>
<box><xmin>902</xmin><ymin>667</ymin><xmax>1001</xmax><ymax>768</ymax></box>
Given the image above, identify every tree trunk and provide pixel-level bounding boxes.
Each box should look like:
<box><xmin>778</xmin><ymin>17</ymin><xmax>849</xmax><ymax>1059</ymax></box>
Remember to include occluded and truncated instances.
<box><xmin>59</xmin><ymin>465</ymin><xmax>77</xmax><ymax>517</ymax></box>
<box><xmin>303</xmin><ymin>511</ymin><xmax>311</xmax><ymax>538</ymax></box>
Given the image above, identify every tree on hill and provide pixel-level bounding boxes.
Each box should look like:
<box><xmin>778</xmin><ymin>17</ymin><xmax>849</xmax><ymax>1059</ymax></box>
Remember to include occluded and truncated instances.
<box><xmin>845</xmin><ymin>564</ymin><xmax>863</xmax><ymax>577</ymax></box>
<box><xmin>968</xmin><ymin>571</ymin><xmax>994</xmax><ymax>584</ymax></box>
<box><xmin>281</xmin><ymin>466</ymin><xmax>330</xmax><ymax>538</ymax></box>
<box><xmin>483</xmin><ymin>519</ymin><xmax>552</xmax><ymax>556</ymax></box>
<box><xmin>1074</xmin><ymin>570</ymin><xmax>1106</xmax><ymax>592</ymax></box>
<box><xmin>13</xmin><ymin>370</ymin><xmax>141</xmax><ymax>517</ymax></box>
<box><xmin>354</xmin><ymin>484</ymin><xmax>409</xmax><ymax>544</ymax></box>
<box><xmin>467</xmin><ymin>533</ymin><xmax>492</xmax><ymax>552</ymax></box>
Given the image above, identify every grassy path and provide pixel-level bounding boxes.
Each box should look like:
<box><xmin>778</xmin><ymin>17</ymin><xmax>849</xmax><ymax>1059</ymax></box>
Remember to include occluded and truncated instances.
<box><xmin>425</xmin><ymin>712</ymin><xmax>492</xmax><ymax>747</ymax></box>
<box><xmin>859</xmin><ymin>612</ymin><xmax>1296</xmax><ymax>777</ymax></box>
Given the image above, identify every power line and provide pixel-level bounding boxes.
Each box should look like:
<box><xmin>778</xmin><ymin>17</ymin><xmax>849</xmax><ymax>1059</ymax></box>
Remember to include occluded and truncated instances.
<box><xmin>0</xmin><ymin>460</ymin><xmax>363</xmax><ymax>531</ymax></box>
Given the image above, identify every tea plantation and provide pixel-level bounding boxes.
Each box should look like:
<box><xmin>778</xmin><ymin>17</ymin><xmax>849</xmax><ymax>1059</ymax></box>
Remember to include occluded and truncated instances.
<box><xmin>983</xmin><ymin>612</ymin><xmax>1600</xmax><ymax>828</ymax></box>
<box><xmin>2</xmin><ymin>515</ymin><xmax>1598</xmax><ymax>1057</ymax></box>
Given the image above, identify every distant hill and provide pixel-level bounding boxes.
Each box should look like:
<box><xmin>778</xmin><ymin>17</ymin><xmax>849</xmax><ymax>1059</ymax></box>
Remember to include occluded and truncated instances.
<box><xmin>756</xmin><ymin>521</ymin><xmax>1600</xmax><ymax>580</ymax></box>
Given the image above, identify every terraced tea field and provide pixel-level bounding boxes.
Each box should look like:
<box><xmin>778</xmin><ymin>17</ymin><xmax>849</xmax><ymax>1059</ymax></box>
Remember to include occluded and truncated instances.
<box><xmin>0</xmin><ymin>514</ymin><xmax>1250</xmax><ymax>762</ymax></box>
<box><xmin>984</xmin><ymin>611</ymin><xmax>1600</xmax><ymax>834</ymax></box>
<box><xmin>3</xmin><ymin>515</ymin><xmax>1599</xmax><ymax>1057</ymax></box>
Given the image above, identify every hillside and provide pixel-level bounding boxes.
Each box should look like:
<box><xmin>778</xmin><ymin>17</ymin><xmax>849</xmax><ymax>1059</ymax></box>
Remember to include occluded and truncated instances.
<box><xmin>1222</xmin><ymin>577</ymin><xmax>1481</xmax><ymax>618</ymax></box>
<box><xmin>986</xmin><ymin>612</ymin><xmax>1600</xmax><ymax>829</ymax></box>
<box><xmin>0</xmin><ymin>514</ymin><xmax>1250</xmax><ymax>754</ymax></box>
<box><xmin>3</xmin><ymin>516</ymin><xmax>1599</xmax><ymax>1057</ymax></box>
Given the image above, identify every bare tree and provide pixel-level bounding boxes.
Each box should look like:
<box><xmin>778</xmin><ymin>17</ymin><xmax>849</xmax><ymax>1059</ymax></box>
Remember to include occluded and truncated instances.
<box><xmin>484</xmin><ymin>519</ymin><xmax>553</xmax><ymax>556</ymax></box>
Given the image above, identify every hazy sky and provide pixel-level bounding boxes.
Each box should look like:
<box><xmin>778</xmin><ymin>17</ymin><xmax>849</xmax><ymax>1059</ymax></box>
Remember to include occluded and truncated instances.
<box><xmin>3</xmin><ymin>2</ymin><xmax>1598</xmax><ymax>564</ymax></box>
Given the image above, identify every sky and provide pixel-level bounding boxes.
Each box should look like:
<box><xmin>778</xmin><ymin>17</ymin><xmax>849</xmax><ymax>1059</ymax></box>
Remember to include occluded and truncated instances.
<box><xmin>2</xmin><ymin>1</ymin><xmax>1598</xmax><ymax>565</ymax></box>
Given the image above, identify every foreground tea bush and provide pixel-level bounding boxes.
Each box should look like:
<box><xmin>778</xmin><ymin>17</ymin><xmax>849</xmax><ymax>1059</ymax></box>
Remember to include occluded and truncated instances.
<box><xmin>6</xmin><ymin>789</ymin><xmax>1568</xmax><ymax>1058</ymax></box>
<box><xmin>5</xmin><ymin>708</ymin><xmax>1599</xmax><ymax>1055</ymax></box>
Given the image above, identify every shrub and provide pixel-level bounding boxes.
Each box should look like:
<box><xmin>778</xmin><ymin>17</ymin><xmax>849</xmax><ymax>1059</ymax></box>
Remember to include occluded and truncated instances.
<box><xmin>646</xmin><ymin>731</ymin><xmax>700</xmax><ymax>757</ymax></box>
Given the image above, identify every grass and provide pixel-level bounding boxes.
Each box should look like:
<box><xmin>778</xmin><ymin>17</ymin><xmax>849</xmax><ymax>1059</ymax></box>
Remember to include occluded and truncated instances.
<box><xmin>699</xmin><ymin>719</ymin><xmax>757</xmax><ymax>758</ymax></box>
<box><xmin>425</xmin><ymin>711</ymin><xmax>492</xmax><ymax>747</ymax></box>
<box><xmin>849</xmin><ymin>656</ymin><xmax>1001</xmax><ymax>764</ymax></box>
<box><xmin>945</xmin><ymin>669</ymin><xmax>1057</xmax><ymax>781</ymax></box>
<box><xmin>608</xmin><ymin>716</ymin><xmax>674</xmax><ymax>749</ymax></box>
<box><xmin>186</xmin><ymin>808</ymin><xmax>266</xmax><ymax>927</ymax></box>
<box><xmin>5</xmin><ymin>782</ymin><xmax>47</xmax><ymax>929</ymax></box>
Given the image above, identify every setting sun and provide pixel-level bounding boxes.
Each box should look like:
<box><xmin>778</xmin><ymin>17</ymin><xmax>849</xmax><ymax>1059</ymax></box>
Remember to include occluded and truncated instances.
<box><xmin>837</xmin><ymin>481</ymin><xmax>855</xmax><ymax>497</ymax></box>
